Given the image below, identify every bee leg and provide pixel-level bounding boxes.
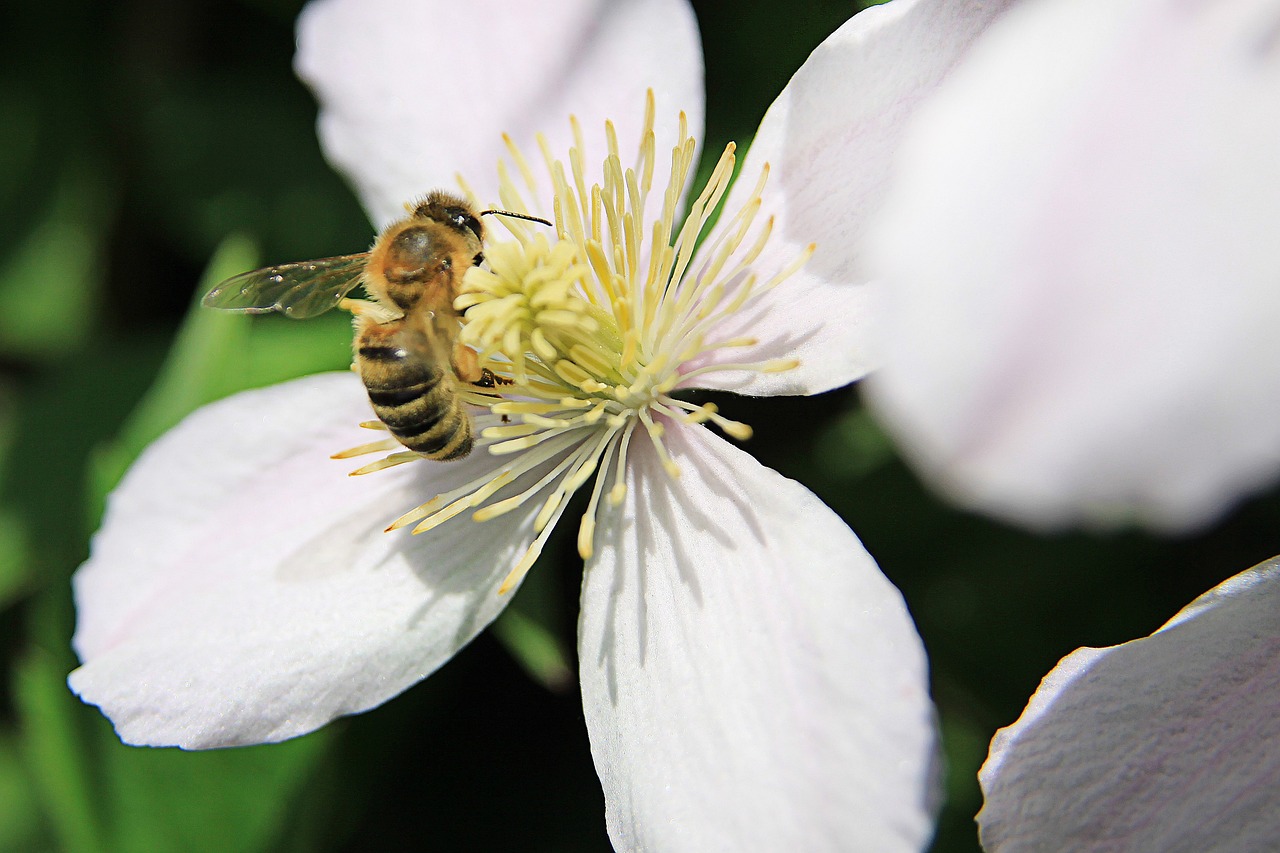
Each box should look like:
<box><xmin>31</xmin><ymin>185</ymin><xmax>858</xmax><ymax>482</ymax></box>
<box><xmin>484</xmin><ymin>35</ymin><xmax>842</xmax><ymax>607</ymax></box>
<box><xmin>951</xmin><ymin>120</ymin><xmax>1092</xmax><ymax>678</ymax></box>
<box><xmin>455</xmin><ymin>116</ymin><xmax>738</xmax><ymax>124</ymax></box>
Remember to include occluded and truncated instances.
<box><xmin>452</xmin><ymin>342</ymin><xmax>483</xmax><ymax>383</ymax></box>
<box><xmin>338</xmin><ymin>297</ymin><xmax>375</xmax><ymax>316</ymax></box>
<box><xmin>452</xmin><ymin>343</ymin><xmax>512</xmax><ymax>388</ymax></box>
<box><xmin>339</xmin><ymin>298</ymin><xmax>401</xmax><ymax>324</ymax></box>
<box><xmin>475</xmin><ymin>368</ymin><xmax>513</xmax><ymax>388</ymax></box>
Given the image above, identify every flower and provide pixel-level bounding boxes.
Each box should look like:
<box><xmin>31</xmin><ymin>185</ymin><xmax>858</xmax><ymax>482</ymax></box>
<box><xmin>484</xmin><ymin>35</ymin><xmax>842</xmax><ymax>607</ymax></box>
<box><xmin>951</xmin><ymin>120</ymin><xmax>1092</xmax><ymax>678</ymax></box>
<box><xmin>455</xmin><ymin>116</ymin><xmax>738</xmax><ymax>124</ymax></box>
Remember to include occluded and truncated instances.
<box><xmin>403</xmin><ymin>102</ymin><xmax>818</xmax><ymax>597</ymax></box>
<box><xmin>977</xmin><ymin>556</ymin><xmax>1280</xmax><ymax>850</ymax></box>
<box><xmin>68</xmin><ymin>0</ymin><xmax>1020</xmax><ymax>849</ymax></box>
<box><xmin>863</xmin><ymin>0</ymin><xmax>1280</xmax><ymax>531</ymax></box>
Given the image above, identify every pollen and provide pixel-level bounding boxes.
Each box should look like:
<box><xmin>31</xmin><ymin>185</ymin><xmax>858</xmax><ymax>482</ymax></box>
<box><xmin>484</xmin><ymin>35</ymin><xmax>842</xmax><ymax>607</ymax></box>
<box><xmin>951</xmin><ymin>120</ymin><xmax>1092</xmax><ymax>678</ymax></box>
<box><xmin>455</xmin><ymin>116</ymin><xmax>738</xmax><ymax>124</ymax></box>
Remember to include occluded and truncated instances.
<box><xmin>338</xmin><ymin>90</ymin><xmax>809</xmax><ymax>594</ymax></box>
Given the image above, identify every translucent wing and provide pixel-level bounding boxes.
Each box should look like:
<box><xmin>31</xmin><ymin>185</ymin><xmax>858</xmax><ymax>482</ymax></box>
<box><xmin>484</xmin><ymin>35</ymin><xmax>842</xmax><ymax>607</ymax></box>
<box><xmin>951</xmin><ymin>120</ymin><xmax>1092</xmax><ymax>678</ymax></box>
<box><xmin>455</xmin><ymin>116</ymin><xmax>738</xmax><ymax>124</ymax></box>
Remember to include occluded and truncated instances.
<box><xmin>202</xmin><ymin>254</ymin><xmax>370</xmax><ymax>319</ymax></box>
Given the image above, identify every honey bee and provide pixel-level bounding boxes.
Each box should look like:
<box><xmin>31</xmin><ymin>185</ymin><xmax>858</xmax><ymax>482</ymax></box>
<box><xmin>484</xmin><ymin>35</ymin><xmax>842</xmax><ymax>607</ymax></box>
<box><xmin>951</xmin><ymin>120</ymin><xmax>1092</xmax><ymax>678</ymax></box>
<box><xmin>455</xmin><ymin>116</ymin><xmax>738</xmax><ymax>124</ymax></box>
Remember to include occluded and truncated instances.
<box><xmin>203</xmin><ymin>190</ymin><xmax>548</xmax><ymax>460</ymax></box>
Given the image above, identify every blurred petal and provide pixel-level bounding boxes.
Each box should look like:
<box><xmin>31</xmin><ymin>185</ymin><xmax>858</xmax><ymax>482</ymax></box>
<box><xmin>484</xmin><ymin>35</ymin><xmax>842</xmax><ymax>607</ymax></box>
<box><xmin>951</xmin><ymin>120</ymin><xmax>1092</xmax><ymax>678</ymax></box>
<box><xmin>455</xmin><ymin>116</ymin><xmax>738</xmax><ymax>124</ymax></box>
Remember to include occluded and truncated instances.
<box><xmin>693</xmin><ymin>0</ymin><xmax>1017</xmax><ymax>397</ymax></box>
<box><xmin>70</xmin><ymin>373</ymin><xmax>558</xmax><ymax>748</ymax></box>
<box><xmin>978</xmin><ymin>557</ymin><xmax>1280</xmax><ymax>851</ymax></box>
<box><xmin>578</xmin><ymin>425</ymin><xmax>936</xmax><ymax>852</ymax></box>
<box><xmin>295</xmin><ymin>0</ymin><xmax>703</xmax><ymax>227</ymax></box>
<box><xmin>865</xmin><ymin>0</ymin><xmax>1280</xmax><ymax>529</ymax></box>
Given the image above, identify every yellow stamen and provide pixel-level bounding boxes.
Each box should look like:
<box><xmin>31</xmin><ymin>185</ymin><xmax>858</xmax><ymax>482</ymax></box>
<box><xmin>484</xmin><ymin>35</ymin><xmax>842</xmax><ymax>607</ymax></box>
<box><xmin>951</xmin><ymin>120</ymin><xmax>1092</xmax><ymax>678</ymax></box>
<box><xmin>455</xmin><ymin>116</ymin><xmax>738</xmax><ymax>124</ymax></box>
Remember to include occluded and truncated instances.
<box><xmin>331</xmin><ymin>438</ymin><xmax>401</xmax><ymax>459</ymax></box>
<box><xmin>348</xmin><ymin>452</ymin><xmax>419</xmax><ymax>476</ymax></box>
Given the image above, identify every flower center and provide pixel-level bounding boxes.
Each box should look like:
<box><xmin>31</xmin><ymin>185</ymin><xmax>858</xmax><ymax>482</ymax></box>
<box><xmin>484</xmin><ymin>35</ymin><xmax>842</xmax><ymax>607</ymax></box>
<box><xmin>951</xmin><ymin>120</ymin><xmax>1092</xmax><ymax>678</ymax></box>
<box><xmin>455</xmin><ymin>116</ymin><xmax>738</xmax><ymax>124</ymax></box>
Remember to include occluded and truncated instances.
<box><xmin>337</xmin><ymin>92</ymin><xmax>808</xmax><ymax>593</ymax></box>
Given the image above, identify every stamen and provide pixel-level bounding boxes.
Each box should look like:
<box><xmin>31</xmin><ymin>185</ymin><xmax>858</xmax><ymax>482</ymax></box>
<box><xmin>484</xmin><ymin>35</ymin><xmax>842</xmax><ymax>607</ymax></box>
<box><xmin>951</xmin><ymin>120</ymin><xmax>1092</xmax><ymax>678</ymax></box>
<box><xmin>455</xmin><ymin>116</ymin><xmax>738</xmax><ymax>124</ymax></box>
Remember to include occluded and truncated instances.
<box><xmin>661</xmin><ymin>399</ymin><xmax>754</xmax><ymax>441</ymax></box>
<box><xmin>577</xmin><ymin>428</ymin><xmax>622</xmax><ymax>560</ymax></box>
<box><xmin>662</xmin><ymin>143</ymin><xmax>736</xmax><ymax>318</ymax></box>
<box><xmin>411</xmin><ymin>470</ymin><xmax>514</xmax><ymax>534</ymax></box>
<box><xmin>638</xmin><ymin>409</ymin><xmax>680</xmax><ymax>478</ymax></box>
<box><xmin>502</xmin><ymin>132</ymin><xmax>540</xmax><ymax>201</ymax></box>
<box><xmin>473</xmin><ymin>439</ymin><xmax>596</xmax><ymax>522</ymax></box>
<box><xmin>635</xmin><ymin>90</ymin><xmax>657</xmax><ymax>196</ymax></box>
<box><xmin>678</xmin><ymin>358</ymin><xmax>802</xmax><ymax>383</ymax></box>
<box><xmin>608</xmin><ymin>419</ymin><xmax>637</xmax><ymax>505</ymax></box>
<box><xmin>386</xmin><ymin>431</ymin><xmax>585</xmax><ymax>531</ymax></box>
<box><xmin>454</xmin><ymin>172</ymin><xmax>479</xmax><ymax>207</ymax></box>
<box><xmin>489</xmin><ymin>425</ymin><xmax>585</xmax><ymax>455</ymax></box>
<box><xmin>349</xmin><ymin>451</ymin><xmax>419</xmax><ymax>476</ymax></box>
<box><xmin>763</xmin><ymin>242</ymin><xmax>817</xmax><ymax>290</ymax></box>
<box><xmin>553</xmin><ymin>360</ymin><xmax>597</xmax><ymax>389</ymax></box>
<box><xmin>522</xmin><ymin>428</ymin><xmax>614</xmax><ymax>541</ymax></box>
<box><xmin>331</xmin><ymin>438</ymin><xmax>400</xmax><ymax>459</ymax></box>
<box><xmin>480</xmin><ymin>423</ymin><xmax>542</xmax><ymax>440</ymax></box>
<box><xmin>499</xmin><ymin>486</ymin><xmax>576</xmax><ymax>594</ymax></box>
<box><xmin>703</xmin><ymin>336</ymin><xmax>758</xmax><ymax>350</ymax></box>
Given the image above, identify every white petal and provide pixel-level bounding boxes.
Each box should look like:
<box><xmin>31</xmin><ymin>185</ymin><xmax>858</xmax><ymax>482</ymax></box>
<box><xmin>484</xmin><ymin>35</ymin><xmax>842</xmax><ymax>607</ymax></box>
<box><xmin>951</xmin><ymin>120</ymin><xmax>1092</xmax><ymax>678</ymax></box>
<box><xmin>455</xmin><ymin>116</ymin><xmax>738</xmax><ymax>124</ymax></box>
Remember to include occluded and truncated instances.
<box><xmin>577</xmin><ymin>424</ymin><xmax>936</xmax><ymax>852</ymax></box>
<box><xmin>294</xmin><ymin>0</ymin><xmax>704</xmax><ymax>228</ymax></box>
<box><xmin>69</xmin><ymin>373</ymin><xmax>557</xmax><ymax>748</ymax></box>
<box><xmin>690</xmin><ymin>0</ymin><xmax>1017</xmax><ymax>397</ymax></box>
<box><xmin>978</xmin><ymin>557</ymin><xmax>1280</xmax><ymax>851</ymax></box>
<box><xmin>865</xmin><ymin>0</ymin><xmax>1280</xmax><ymax>529</ymax></box>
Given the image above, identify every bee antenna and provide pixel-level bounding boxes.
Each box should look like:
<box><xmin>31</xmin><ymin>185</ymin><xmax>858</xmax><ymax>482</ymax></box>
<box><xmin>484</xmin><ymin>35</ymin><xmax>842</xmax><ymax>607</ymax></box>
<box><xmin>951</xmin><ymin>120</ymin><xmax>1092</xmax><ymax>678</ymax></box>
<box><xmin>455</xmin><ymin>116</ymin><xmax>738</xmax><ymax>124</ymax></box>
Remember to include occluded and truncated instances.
<box><xmin>479</xmin><ymin>209</ymin><xmax>554</xmax><ymax>228</ymax></box>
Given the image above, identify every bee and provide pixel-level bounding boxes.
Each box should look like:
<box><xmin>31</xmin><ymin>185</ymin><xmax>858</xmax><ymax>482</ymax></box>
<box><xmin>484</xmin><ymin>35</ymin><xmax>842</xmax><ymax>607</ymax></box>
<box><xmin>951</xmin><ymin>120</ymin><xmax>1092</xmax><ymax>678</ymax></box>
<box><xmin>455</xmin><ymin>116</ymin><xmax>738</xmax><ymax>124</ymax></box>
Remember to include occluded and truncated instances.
<box><xmin>203</xmin><ymin>190</ymin><xmax>548</xmax><ymax>460</ymax></box>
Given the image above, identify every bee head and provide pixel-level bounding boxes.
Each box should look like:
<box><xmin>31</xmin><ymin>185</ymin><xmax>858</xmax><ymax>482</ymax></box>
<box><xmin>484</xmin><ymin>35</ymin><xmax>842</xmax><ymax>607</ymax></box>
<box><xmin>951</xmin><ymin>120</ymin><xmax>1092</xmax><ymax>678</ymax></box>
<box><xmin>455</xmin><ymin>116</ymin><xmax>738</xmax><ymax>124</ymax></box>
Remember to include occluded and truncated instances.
<box><xmin>413</xmin><ymin>191</ymin><xmax>484</xmax><ymax>244</ymax></box>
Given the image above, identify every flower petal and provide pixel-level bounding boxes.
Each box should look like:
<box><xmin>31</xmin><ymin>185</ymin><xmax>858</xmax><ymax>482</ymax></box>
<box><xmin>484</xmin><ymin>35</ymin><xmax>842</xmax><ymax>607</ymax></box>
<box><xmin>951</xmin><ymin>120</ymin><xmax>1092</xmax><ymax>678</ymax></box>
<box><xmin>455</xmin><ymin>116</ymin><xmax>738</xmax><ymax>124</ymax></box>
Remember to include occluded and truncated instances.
<box><xmin>577</xmin><ymin>424</ymin><xmax>936</xmax><ymax>852</ymax></box>
<box><xmin>69</xmin><ymin>373</ymin><xmax>556</xmax><ymax>748</ymax></box>
<box><xmin>691</xmin><ymin>0</ymin><xmax>1017</xmax><ymax>397</ymax></box>
<box><xmin>978</xmin><ymin>557</ymin><xmax>1280</xmax><ymax>851</ymax></box>
<box><xmin>294</xmin><ymin>0</ymin><xmax>704</xmax><ymax>227</ymax></box>
<box><xmin>864</xmin><ymin>0</ymin><xmax>1280</xmax><ymax>529</ymax></box>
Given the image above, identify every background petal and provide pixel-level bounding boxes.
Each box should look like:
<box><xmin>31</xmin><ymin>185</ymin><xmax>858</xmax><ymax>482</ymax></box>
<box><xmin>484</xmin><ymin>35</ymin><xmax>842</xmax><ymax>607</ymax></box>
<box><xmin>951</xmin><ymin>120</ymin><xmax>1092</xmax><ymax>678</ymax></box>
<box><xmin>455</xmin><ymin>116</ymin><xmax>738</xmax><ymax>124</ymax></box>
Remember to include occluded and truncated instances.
<box><xmin>978</xmin><ymin>557</ymin><xmax>1280</xmax><ymax>851</ymax></box>
<box><xmin>864</xmin><ymin>0</ymin><xmax>1280</xmax><ymax>529</ymax></box>
<box><xmin>70</xmin><ymin>373</ymin><xmax>561</xmax><ymax>748</ymax></box>
<box><xmin>295</xmin><ymin>0</ymin><xmax>704</xmax><ymax>227</ymax></box>
<box><xmin>578</xmin><ymin>425</ymin><xmax>936</xmax><ymax>852</ymax></box>
<box><xmin>690</xmin><ymin>0</ymin><xmax>1017</xmax><ymax>396</ymax></box>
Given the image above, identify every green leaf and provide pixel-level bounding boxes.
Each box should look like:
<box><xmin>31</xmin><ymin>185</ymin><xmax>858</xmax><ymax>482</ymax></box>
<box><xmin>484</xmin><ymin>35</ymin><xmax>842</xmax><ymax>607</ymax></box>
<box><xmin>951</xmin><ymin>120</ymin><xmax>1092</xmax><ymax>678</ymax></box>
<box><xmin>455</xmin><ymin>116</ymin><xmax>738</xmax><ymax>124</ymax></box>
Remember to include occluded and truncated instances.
<box><xmin>85</xmin><ymin>235</ymin><xmax>258</xmax><ymax>512</ymax></box>
<box><xmin>0</xmin><ymin>510</ymin><xmax>31</xmax><ymax>609</ymax></box>
<box><xmin>15</xmin><ymin>644</ymin><xmax>107</xmax><ymax>853</ymax></box>
<box><xmin>242</xmin><ymin>311</ymin><xmax>352</xmax><ymax>389</ymax></box>
<box><xmin>814</xmin><ymin>405</ymin><xmax>896</xmax><ymax>479</ymax></box>
<box><xmin>0</xmin><ymin>160</ymin><xmax>112</xmax><ymax>360</ymax></box>
<box><xmin>492</xmin><ymin>555</ymin><xmax>573</xmax><ymax>692</ymax></box>
<box><xmin>491</xmin><ymin>606</ymin><xmax>574</xmax><ymax>693</ymax></box>
<box><xmin>101</xmin><ymin>732</ymin><xmax>330</xmax><ymax>853</ymax></box>
<box><xmin>0</xmin><ymin>381</ymin><xmax>32</xmax><ymax>607</ymax></box>
<box><xmin>0</xmin><ymin>729</ymin><xmax>46</xmax><ymax>853</ymax></box>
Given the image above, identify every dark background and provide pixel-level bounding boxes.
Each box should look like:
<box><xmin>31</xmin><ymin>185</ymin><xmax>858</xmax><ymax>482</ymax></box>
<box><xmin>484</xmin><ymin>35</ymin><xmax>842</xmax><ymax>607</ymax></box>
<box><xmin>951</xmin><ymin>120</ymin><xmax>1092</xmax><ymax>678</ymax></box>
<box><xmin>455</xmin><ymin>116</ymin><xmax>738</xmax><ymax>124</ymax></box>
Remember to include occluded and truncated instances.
<box><xmin>2</xmin><ymin>0</ymin><xmax>1276</xmax><ymax>850</ymax></box>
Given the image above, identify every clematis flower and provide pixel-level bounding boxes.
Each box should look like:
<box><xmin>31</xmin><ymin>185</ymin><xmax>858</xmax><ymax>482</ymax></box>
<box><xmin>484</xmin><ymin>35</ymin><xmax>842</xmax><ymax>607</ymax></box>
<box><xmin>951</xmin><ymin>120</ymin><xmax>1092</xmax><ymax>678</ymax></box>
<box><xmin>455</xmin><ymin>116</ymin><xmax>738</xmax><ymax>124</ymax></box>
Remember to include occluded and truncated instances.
<box><xmin>977</xmin><ymin>556</ymin><xmax>1280</xmax><ymax>851</ymax></box>
<box><xmin>864</xmin><ymin>0</ymin><xmax>1280</xmax><ymax>531</ymax></box>
<box><xmin>68</xmin><ymin>0</ymin><xmax>1019</xmax><ymax>849</ymax></box>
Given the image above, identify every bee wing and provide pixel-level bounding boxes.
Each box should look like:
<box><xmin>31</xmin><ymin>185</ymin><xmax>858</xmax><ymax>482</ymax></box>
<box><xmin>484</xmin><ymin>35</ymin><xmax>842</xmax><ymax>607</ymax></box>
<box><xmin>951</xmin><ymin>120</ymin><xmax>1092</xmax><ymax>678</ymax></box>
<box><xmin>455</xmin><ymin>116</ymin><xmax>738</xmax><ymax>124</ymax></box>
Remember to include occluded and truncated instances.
<box><xmin>202</xmin><ymin>254</ymin><xmax>370</xmax><ymax>319</ymax></box>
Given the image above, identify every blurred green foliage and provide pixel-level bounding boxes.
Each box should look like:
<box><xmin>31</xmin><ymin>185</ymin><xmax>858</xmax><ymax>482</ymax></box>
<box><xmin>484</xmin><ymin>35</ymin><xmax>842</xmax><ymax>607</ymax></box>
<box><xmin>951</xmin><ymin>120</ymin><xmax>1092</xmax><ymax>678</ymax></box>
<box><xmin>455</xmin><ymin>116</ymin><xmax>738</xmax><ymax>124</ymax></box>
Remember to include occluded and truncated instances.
<box><xmin>1</xmin><ymin>0</ymin><xmax>1276</xmax><ymax>851</ymax></box>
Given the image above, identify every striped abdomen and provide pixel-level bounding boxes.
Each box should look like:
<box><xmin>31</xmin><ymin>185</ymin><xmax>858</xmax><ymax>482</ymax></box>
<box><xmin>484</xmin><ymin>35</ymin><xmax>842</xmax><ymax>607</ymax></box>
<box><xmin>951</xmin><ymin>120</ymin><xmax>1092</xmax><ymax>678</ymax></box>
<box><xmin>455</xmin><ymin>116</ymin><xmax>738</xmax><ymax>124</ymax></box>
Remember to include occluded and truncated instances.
<box><xmin>355</xmin><ymin>331</ymin><xmax>473</xmax><ymax>461</ymax></box>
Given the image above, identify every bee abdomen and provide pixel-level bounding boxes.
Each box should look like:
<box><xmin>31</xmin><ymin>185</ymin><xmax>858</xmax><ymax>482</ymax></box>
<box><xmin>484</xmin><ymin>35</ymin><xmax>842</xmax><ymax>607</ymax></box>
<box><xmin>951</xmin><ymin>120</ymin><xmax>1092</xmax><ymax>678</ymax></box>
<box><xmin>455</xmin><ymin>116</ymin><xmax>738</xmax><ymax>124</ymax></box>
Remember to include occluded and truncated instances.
<box><xmin>358</xmin><ymin>353</ymin><xmax>472</xmax><ymax>460</ymax></box>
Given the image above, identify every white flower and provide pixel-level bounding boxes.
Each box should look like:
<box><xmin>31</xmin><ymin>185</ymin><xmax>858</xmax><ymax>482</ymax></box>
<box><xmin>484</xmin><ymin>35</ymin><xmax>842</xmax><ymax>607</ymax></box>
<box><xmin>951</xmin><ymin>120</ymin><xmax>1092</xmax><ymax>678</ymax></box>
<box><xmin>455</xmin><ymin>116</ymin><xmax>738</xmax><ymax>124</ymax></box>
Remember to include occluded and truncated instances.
<box><xmin>977</xmin><ymin>557</ymin><xmax>1280</xmax><ymax>850</ymax></box>
<box><xmin>67</xmin><ymin>0</ymin><xmax>1018</xmax><ymax>849</ymax></box>
<box><xmin>864</xmin><ymin>0</ymin><xmax>1280</xmax><ymax>531</ymax></box>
